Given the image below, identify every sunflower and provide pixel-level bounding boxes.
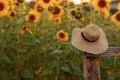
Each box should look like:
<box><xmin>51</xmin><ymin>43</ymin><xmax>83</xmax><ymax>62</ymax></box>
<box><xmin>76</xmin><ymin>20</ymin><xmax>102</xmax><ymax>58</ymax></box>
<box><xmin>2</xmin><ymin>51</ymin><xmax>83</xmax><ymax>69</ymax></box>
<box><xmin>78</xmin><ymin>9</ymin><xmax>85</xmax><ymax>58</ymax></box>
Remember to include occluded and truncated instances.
<box><xmin>9</xmin><ymin>0</ymin><xmax>19</xmax><ymax>9</ymax></box>
<box><xmin>93</xmin><ymin>0</ymin><xmax>110</xmax><ymax>12</ymax></box>
<box><xmin>50</xmin><ymin>5</ymin><xmax>64</xmax><ymax>18</ymax></box>
<box><xmin>39</xmin><ymin>0</ymin><xmax>53</xmax><ymax>8</ymax></box>
<box><xmin>34</xmin><ymin>2</ymin><xmax>45</xmax><ymax>14</ymax></box>
<box><xmin>69</xmin><ymin>8</ymin><xmax>77</xmax><ymax>16</ymax></box>
<box><xmin>0</xmin><ymin>0</ymin><xmax>9</xmax><ymax>17</ymax></box>
<box><xmin>56</xmin><ymin>30</ymin><xmax>68</xmax><ymax>41</ymax></box>
<box><xmin>111</xmin><ymin>11</ymin><xmax>120</xmax><ymax>26</ymax></box>
<box><xmin>75</xmin><ymin>12</ymin><xmax>82</xmax><ymax>19</ymax></box>
<box><xmin>25</xmin><ymin>10</ymin><xmax>40</xmax><ymax>22</ymax></box>
<box><xmin>52</xmin><ymin>17</ymin><xmax>62</xmax><ymax>24</ymax></box>
<box><xmin>89</xmin><ymin>0</ymin><xmax>95</xmax><ymax>3</ymax></box>
<box><xmin>20</xmin><ymin>26</ymin><xmax>32</xmax><ymax>34</ymax></box>
<box><xmin>8</xmin><ymin>10</ymin><xmax>16</xmax><ymax>20</ymax></box>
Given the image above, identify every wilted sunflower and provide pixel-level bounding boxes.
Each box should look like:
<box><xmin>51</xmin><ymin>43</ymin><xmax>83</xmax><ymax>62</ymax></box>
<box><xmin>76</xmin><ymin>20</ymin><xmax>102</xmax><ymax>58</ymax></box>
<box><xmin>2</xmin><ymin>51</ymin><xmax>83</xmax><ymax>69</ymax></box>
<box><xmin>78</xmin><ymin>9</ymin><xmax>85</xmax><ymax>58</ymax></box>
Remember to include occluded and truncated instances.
<box><xmin>53</xmin><ymin>17</ymin><xmax>62</xmax><ymax>24</ymax></box>
<box><xmin>34</xmin><ymin>3</ymin><xmax>45</xmax><ymax>14</ymax></box>
<box><xmin>20</xmin><ymin>26</ymin><xmax>32</xmax><ymax>34</ymax></box>
<box><xmin>0</xmin><ymin>0</ymin><xmax>9</xmax><ymax>17</ymax></box>
<box><xmin>111</xmin><ymin>11</ymin><xmax>120</xmax><ymax>26</ymax></box>
<box><xmin>39</xmin><ymin>0</ymin><xmax>53</xmax><ymax>8</ymax></box>
<box><xmin>93</xmin><ymin>0</ymin><xmax>110</xmax><ymax>12</ymax></box>
<box><xmin>56</xmin><ymin>30</ymin><xmax>68</xmax><ymax>41</ymax></box>
<box><xmin>25</xmin><ymin>10</ymin><xmax>40</xmax><ymax>22</ymax></box>
<box><xmin>50</xmin><ymin>5</ymin><xmax>64</xmax><ymax>18</ymax></box>
<box><xmin>8</xmin><ymin>10</ymin><xmax>16</xmax><ymax>19</ymax></box>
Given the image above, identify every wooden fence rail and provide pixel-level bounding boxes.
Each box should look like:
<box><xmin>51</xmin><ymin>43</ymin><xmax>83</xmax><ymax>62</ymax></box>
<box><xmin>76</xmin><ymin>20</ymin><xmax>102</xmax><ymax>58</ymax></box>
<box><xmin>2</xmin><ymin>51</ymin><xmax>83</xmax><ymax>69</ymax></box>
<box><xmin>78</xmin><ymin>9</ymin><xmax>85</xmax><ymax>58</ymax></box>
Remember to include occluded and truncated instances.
<box><xmin>83</xmin><ymin>47</ymin><xmax>120</xmax><ymax>80</ymax></box>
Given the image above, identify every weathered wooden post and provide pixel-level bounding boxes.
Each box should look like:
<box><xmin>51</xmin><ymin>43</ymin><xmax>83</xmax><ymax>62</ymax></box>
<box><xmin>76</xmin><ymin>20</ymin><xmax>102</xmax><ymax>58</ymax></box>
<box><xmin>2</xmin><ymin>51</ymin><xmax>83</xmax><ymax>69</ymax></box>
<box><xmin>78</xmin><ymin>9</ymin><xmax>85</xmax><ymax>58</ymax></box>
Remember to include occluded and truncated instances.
<box><xmin>83</xmin><ymin>52</ymin><xmax>100</xmax><ymax>80</ymax></box>
<box><xmin>83</xmin><ymin>47</ymin><xmax>120</xmax><ymax>80</ymax></box>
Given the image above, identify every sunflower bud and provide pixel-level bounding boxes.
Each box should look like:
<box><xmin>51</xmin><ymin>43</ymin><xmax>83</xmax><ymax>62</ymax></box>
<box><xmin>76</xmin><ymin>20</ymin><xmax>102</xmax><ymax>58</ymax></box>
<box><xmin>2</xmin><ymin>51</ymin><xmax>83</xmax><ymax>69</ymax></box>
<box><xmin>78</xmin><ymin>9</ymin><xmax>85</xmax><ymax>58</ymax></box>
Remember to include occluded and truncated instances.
<box><xmin>71</xmin><ymin>10</ymin><xmax>76</xmax><ymax>16</ymax></box>
<box><xmin>75</xmin><ymin>12</ymin><xmax>82</xmax><ymax>19</ymax></box>
<box><xmin>48</xmin><ymin>6</ymin><xmax>53</xmax><ymax>11</ymax></box>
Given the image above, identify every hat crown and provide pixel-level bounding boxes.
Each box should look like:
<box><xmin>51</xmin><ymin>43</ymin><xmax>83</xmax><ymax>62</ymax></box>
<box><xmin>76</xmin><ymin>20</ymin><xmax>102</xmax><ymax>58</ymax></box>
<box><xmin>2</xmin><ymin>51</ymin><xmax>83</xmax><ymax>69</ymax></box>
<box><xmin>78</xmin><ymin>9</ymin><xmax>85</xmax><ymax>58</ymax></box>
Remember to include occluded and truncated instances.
<box><xmin>82</xmin><ymin>24</ymin><xmax>100</xmax><ymax>42</ymax></box>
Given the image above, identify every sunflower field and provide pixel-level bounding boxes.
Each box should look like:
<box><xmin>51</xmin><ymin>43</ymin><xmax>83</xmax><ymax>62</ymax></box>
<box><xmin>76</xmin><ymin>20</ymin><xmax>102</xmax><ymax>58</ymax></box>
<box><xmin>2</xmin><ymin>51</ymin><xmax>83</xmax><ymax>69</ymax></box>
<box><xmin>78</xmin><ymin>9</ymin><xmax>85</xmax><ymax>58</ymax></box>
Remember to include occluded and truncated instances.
<box><xmin>0</xmin><ymin>0</ymin><xmax>120</xmax><ymax>80</ymax></box>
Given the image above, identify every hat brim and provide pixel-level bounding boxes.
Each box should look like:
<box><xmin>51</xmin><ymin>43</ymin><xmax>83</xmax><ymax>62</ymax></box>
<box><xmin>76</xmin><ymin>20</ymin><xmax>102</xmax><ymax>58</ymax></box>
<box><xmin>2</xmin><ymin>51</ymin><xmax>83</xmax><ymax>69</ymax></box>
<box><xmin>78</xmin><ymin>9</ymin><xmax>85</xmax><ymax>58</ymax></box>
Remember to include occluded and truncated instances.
<box><xmin>71</xmin><ymin>28</ymin><xmax>108</xmax><ymax>54</ymax></box>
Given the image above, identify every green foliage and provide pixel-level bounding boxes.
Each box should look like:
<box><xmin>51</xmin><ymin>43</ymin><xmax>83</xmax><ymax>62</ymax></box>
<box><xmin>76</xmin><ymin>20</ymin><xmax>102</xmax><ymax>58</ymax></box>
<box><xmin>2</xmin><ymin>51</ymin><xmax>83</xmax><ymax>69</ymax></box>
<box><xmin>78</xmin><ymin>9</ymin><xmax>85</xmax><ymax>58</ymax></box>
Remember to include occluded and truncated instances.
<box><xmin>0</xmin><ymin>0</ymin><xmax>120</xmax><ymax>80</ymax></box>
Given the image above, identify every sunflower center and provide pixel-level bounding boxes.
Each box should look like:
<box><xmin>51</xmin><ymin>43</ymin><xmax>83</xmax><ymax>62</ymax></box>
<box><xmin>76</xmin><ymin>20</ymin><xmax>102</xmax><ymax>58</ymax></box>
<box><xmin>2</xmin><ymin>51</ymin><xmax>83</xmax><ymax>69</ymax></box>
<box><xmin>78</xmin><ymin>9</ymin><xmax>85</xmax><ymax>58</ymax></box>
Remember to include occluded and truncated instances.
<box><xmin>116</xmin><ymin>13</ymin><xmax>120</xmax><ymax>21</ymax></box>
<box><xmin>55</xmin><ymin>19</ymin><xmax>60</xmax><ymax>23</ymax></box>
<box><xmin>17</xmin><ymin>0</ymin><xmax>24</xmax><ymax>3</ymax></box>
<box><xmin>43</xmin><ymin>0</ymin><xmax>50</xmax><ymax>3</ymax></box>
<box><xmin>10</xmin><ymin>12</ymin><xmax>15</xmax><ymax>17</ymax></box>
<box><xmin>37</xmin><ymin>5</ymin><xmax>44</xmax><ymax>12</ymax></box>
<box><xmin>48</xmin><ymin>6</ymin><xmax>53</xmax><ymax>11</ymax></box>
<box><xmin>14</xmin><ymin>2</ymin><xmax>19</xmax><ymax>6</ymax></box>
<box><xmin>23</xmin><ymin>27</ymin><xmax>27</xmax><ymax>30</ymax></box>
<box><xmin>29</xmin><ymin>14</ymin><xmax>35</xmax><ymax>21</ymax></box>
<box><xmin>71</xmin><ymin>10</ymin><xmax>76</xmax><ymax>16</ymax></box>
<box><xmin>75</xmin><ymin>13</ymin><xmax>82</xmax><ymax>19</ymax></box>
<box><xmin>59</xmin><ymin>32</ymin><xmax>65</xmax><ymax>38</ymax></box>
<box><xmin>53</xmin><ymin>6</ymin><xmax>60</xmax><ymax>15</ymax></box>
<box><xmin>0</xmin><ymin>2</ymin><xmax>4</xmax><ymax>11</ymax></box>
<box><xmin>98</xmin><ymin>0</ymin><xmax>107</xmax><ymax>8</ymax></box>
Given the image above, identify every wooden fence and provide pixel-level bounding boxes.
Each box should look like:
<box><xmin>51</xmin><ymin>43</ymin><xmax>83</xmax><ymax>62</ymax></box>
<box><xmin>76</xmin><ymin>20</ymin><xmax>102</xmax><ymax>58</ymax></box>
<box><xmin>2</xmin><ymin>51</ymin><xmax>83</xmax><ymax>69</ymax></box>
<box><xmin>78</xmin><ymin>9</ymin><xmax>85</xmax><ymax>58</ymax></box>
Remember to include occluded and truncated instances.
<box><xmin>83</xmin><ymin>47</ymin><xmax>120</xmax><ymax>80</ymax></box>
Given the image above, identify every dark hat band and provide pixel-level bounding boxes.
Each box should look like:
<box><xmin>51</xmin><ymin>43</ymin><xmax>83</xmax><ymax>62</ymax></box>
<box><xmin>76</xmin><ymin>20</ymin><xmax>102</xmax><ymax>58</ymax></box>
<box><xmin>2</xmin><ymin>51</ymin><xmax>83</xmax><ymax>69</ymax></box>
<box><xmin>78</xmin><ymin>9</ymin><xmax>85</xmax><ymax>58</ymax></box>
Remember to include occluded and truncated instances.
<box><xmin>81</xmin><ymin>32</ymin><xmax>99</xmax><ymax>42</ymax></box>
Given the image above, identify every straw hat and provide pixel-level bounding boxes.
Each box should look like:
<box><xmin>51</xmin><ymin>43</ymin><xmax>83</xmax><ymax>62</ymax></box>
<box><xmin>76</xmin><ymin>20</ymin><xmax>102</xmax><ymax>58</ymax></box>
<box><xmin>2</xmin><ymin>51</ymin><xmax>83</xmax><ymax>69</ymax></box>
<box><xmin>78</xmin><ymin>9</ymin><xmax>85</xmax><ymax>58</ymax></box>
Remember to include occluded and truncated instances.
<box><xmin>71</xmin><ymin>24</ymin><xmax>108</xmax><ymax>54</ymax></box>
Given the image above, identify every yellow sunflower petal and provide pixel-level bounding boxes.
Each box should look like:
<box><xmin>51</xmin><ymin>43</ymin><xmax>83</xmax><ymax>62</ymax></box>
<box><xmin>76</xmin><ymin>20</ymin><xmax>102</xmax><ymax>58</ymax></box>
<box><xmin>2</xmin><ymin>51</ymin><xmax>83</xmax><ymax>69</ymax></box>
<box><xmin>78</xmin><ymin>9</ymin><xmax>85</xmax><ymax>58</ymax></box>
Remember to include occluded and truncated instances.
<box><xmin>39</xmin><ymin>0</ymin><xmax>53</xmax><ymax>8</ymax></box>
<box><xmin>53</xmin><ymin>0</ymin><xmax>62</xmax><ymax>4</ymax></box>
<box><xmin>101</xmin><ymin>10</ymin><xmax>110</xmax><ymax>19</ymax></box>
<box><xmin>117</xmin><ymin>3</ymin><xmax>120</xmax><ymax>11</ymax></box>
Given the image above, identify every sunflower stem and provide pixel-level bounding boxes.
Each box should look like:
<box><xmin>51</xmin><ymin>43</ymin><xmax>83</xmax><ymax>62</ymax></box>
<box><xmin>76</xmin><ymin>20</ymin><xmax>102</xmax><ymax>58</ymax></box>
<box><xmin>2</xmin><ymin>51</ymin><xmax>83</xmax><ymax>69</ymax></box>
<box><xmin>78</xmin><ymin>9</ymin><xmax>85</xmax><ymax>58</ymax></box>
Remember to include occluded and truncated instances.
<box><xmin>55</xmin><ymin>41</ymin><xmax>61</xmax><ymax>80</ymax></box>
<box><xmin>55</xmin><ymin>57</ymin><xmax>60</xmax><ymax>80</ymax></box>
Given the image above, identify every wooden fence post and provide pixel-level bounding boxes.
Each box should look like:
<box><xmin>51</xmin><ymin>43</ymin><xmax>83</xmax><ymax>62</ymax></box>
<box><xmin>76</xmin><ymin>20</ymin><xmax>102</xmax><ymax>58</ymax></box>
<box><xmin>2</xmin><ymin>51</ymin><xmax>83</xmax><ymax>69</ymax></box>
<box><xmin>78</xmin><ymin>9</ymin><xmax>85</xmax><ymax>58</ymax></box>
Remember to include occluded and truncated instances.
<box><xmin>83</xmin><ymin>52</ymin><xmax>100</xmax><ymax>80</ymax></box>
<box><xmin>83</xmin><ymin>47</ymin><xmax>120</xmax><ymax>80</ymax></box>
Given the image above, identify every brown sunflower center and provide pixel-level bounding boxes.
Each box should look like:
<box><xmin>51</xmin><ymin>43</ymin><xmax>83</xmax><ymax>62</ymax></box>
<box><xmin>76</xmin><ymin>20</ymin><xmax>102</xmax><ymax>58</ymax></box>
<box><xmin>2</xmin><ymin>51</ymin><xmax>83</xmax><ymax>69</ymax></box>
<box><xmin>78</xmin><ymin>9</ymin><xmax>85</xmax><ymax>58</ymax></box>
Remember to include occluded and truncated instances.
<box><xmin>116</xmin><ymin>13</ymin><xmax>120</xmax><ymax>21</ymax></box>
<box><xmin>29</xmin><ymin>14</ymin><xmax>35</xmax><ymax>21</ymax></box>
<box><xmin>98</xmin><ymin>0</ymin><xmax>107</xmax><ymax>8</ymax></box>
<box><xmin>71</xmin><ymin>10</ymin><xmax>76</xmax><ymax>16</ymax></box>
<box><xmin>43</xmin><ymin>0</ymin><xmax>50</xmax><ymax>3</ymax></box>
<box><xmin>23</xmin><ymin>27</ymin><xmax>27</xmax><ymax>30</ymax></box>
<box><xmin>0</xmin><ymin>2</ymin><xmax>4</xmax><ymax>11</ymax></box>
<box><xmin>75</xmin><ymin>13</ymin><xmax>82</xmax><ymax>19</ymax></box>
<box><xmin>10</xmin><ymin>12</ymin><xmax>15</xmax><ymax>17</ymax></box>
<box><xmin>14</xmin><ymin>2</ymin><xmax>19</xmax><ymax>6</ymax></box>
<box><xmin>59</xmin><ymin>32</ymin><xmax>65</xmax><ymax>38</ymax></box>
<box><xmin>53</xmin><ymin>6</ymin><xmax>60</xmax><ymax>15</ymax></box>
<box><xmin>17</xmin><ymin>0</ymin><xmax>24</xmax><ymax>3</ymax></box>
<box><xmin>55</xmin><ymin>19</ymin><xmax>59</xmax><ymax>22</ymax></box>
<box><xmin>37</xmin><ymin>5</ymin><xmax>44</xmax><ymax>12</ymax></box>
